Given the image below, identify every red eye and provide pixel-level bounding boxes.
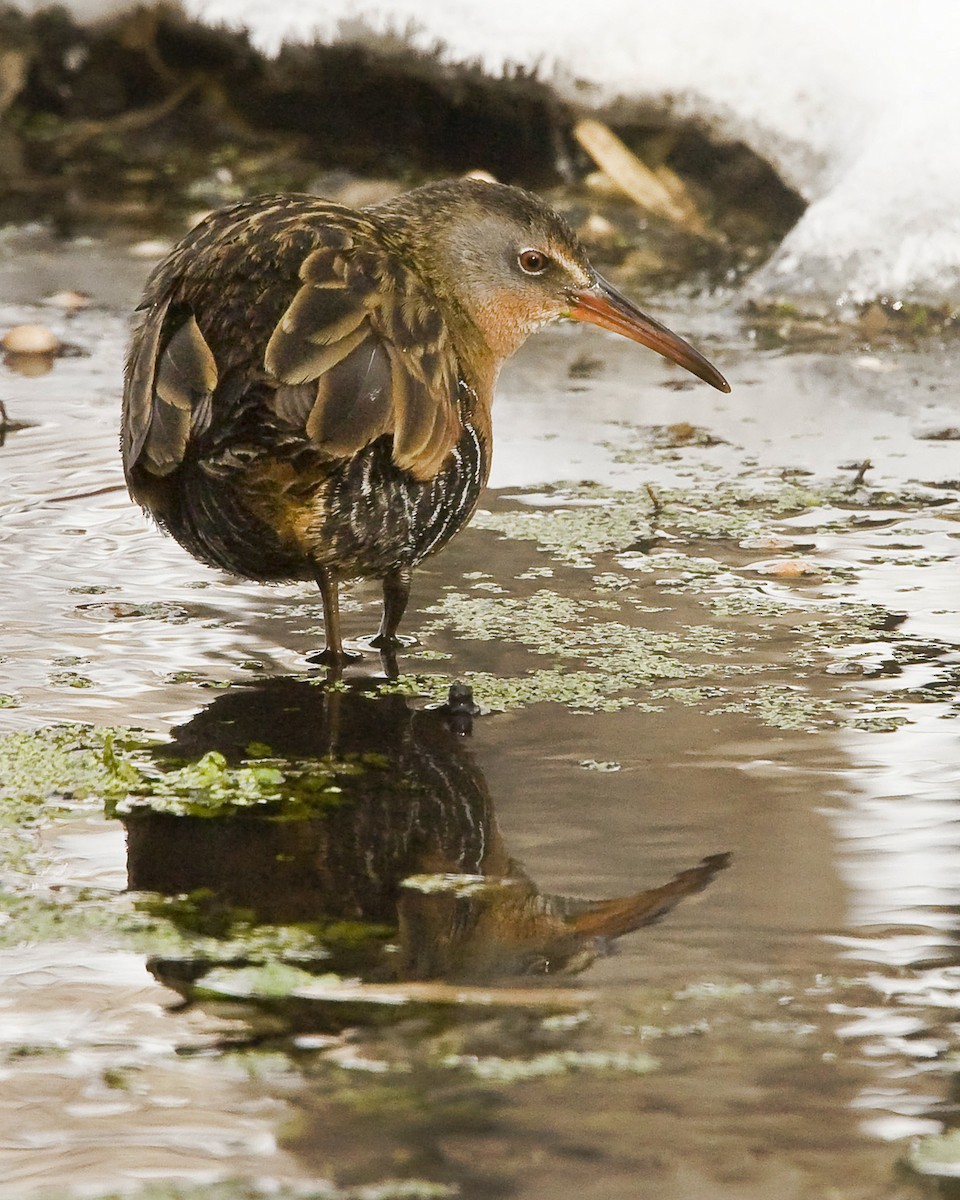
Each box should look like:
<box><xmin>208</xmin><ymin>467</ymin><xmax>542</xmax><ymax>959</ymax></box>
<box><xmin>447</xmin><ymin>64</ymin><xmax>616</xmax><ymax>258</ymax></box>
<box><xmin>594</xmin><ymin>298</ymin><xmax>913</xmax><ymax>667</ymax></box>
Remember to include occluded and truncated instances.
<box><xmin>518</xmin><ymin>248</ymin><xmax>549</xmax><ymax>275</ymax></box>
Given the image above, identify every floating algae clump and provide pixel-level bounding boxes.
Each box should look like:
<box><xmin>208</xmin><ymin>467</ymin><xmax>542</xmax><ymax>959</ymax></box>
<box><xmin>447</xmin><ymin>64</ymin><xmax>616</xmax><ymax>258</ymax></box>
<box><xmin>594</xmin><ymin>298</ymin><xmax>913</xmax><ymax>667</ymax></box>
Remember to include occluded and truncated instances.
<box><xmin>406</xmin><ymin>466</ymin><xmax>957</xmax><ymax>727</ymax></box>
<box><xmin>0</xmin><ymin>724</ymin><xmax>361</xmax><ymax>821</ymax></box>
<box><xmin>0</xmin><ymin>724</ymin><xmax>149</xmax><ymax>809</ymax></box>
<box><xmin>440</xmin><ymin>1049</ymin><xmax>659</xmax><ymax>1081</ymax></box>
<box><xmin>415</xmin><ymin>588</ymin><xmax>746</xmax><ymax>712</ymax></box>
<box><xmin>113</xmin><ymin>748</ymin><xmax>355</xmax><ymax>820</ymax></box>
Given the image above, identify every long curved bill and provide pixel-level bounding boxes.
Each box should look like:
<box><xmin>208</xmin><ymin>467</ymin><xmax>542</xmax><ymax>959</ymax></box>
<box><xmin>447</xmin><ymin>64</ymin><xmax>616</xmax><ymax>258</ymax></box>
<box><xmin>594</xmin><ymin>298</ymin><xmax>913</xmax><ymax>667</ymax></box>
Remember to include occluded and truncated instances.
<box><xmin>566</xmin><ymin>274</ymin><xmax>731</xmax><ymax>393</ymax></box>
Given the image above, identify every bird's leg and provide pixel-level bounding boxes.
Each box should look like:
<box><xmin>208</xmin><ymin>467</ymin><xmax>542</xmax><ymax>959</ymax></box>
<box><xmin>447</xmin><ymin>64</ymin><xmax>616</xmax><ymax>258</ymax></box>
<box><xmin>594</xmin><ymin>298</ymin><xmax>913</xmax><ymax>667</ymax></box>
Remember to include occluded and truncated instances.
<box><xmin>369</xmin><ymin>566</ymin><xmax>418</xmax><ymax>650</ymax></box>
<box><xmin>306</xmin><ymin>565</ymin><xmax>362</xmax><ymax>666</ymax></box>
<box><xmin>377</xmin><ymin>645</ymin><xmax>401</xmax><ymax>681</ymax></box>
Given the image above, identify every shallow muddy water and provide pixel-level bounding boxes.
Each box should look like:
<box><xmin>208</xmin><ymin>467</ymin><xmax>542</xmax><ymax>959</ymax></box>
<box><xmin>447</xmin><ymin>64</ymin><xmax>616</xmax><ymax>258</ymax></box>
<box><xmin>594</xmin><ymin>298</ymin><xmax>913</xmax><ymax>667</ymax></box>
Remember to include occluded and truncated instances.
<box><xmin>2</xmin><ymin>226</ymin><xmax>960</xmax><ymax>1200</ymax></box>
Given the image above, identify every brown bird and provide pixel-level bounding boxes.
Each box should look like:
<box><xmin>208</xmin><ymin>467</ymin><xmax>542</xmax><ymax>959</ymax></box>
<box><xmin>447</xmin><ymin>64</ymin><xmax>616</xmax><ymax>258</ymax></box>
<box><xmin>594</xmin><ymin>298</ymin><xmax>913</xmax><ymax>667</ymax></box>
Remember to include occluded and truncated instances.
<box><xmin>122</xmin><ymin>179</ymin><xmax>729</xmax><ymax>664</ymax></box>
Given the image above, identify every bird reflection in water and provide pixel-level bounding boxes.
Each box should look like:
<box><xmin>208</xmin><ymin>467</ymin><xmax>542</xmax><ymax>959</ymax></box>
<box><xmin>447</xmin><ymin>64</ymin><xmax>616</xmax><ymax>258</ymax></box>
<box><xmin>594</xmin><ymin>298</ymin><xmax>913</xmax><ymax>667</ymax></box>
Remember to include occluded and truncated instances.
<box><xmin>124</xmin><ymin>678</ymin><xmax>728</xmax><ymax>995</ymax></box>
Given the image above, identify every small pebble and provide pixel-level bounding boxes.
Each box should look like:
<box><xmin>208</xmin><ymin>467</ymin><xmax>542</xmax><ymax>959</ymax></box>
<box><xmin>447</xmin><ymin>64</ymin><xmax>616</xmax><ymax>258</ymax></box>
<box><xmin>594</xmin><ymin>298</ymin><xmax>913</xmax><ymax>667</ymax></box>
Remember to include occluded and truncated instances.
<box><xmin>579</xmin><ymin>212</ymin><xmax>618</xmax><ymax>244</ymax></box>
<box><xmin>128</xmin><ymin>239</ymin><xmax>173</xmax><ymax>260</ymax></box>
<box><xmin>751</xmin><ymin>558</ymin><xmax>820</xmax><ymax>578</ymax></box>
<box><xmin>2</xmin><ymin>323</ymin><xmax>60</xmax><ymax>355</ymax></box>
<box><xmin>43</xmin><ymin>290</ymin><xmax>91</xmax><ymax>313</ymax></box>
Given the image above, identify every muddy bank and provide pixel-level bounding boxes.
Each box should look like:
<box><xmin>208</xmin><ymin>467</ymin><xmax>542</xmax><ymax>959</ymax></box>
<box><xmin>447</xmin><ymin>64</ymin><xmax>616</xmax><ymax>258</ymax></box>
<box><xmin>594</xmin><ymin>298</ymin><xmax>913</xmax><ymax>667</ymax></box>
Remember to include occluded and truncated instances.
<box><xmin>0</xmin><ymin>3</ymin><xmax>801</xmax><ymax>270</ymax></box>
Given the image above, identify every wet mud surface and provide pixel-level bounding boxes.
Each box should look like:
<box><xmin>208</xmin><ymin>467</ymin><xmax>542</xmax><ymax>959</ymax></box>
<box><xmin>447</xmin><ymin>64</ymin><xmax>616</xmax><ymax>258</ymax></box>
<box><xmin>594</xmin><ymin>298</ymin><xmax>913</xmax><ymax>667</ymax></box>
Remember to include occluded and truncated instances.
<box><xmin>3</xmin><ymin>226</ymin><xmax>960</xmax><ymax>1199</ymax></box>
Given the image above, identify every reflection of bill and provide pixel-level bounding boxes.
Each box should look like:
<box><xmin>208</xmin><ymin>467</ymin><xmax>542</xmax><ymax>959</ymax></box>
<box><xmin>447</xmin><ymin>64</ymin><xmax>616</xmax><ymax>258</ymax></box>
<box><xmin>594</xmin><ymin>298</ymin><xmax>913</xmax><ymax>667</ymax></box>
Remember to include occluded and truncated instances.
<box><xmin>397</xmin><ymin>854</ymin><xmax>730</xmax><ymax>981</ymax></box>
<box><xmin>124</xmin><ymin>677</ymin><xmax>729</xmax><ymax>989</ymax></box>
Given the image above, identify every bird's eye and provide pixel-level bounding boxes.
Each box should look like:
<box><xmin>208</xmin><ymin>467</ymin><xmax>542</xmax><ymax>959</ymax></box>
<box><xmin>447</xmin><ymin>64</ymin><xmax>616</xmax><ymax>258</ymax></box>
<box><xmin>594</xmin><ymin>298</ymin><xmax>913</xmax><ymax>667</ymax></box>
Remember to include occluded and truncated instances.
<box><xmin>518</xmin><ymin>248</ymin><xmax>550</xmax><ymax>275</ymax></box>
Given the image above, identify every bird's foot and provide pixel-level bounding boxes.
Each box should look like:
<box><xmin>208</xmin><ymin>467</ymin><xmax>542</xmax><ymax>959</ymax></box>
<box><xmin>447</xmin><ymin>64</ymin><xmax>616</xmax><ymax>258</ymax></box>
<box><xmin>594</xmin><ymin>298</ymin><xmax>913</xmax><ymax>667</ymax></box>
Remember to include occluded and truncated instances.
<box><xmin>364</xmin><ymin>632</ymin><xmax>419</xmax><ymax>651</ymax></box>
<box><xmin>305</xmin><ymin>645</ymin><xmax>364</xmax><ymax>667</ymax></box>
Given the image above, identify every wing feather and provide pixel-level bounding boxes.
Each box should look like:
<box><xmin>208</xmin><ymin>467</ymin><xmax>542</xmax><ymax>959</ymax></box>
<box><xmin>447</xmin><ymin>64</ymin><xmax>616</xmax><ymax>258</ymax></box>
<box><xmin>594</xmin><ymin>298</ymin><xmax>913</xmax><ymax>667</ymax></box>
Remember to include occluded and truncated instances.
<box><xmin>124</xmin><ymin>306</ymin><xmax>219</xmax><ymax>480</ymax></box>
<box><xmin>304</xmin><ymin>336</ymin><xmax>393</xmax><ymax>455</ymax></box>
<box><xmin>264</xmin><ymin>279</ymin><xmax>369</xmax><ymax>384</ymax></box>
<box><xmin>386</xmin><ymin>344</ymin><xmax>444</xmax><ymax>471</ymax></box>
<box><xmin>122</xmin><ymin>195</ymin><xmax>466</xmax><ymax>492</ymax></box>
<box><xmin>265</xmin><ymin>225</ymin><xmax>463</xmax><ymax>478</ymax></box>
<box><xmin>122</xmin><ymin>295</ymin><xmax>171</xmax><ymax>476</ymax></box>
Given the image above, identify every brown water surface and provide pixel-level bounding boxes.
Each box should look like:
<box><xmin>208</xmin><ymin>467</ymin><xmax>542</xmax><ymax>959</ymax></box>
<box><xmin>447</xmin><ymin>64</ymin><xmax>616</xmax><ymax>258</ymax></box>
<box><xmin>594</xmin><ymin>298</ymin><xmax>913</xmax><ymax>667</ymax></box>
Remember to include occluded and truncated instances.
<box><xmin>2</xmin><ymin>227</ymin><xmax>960</xmax><ymax>1200</ymax></box>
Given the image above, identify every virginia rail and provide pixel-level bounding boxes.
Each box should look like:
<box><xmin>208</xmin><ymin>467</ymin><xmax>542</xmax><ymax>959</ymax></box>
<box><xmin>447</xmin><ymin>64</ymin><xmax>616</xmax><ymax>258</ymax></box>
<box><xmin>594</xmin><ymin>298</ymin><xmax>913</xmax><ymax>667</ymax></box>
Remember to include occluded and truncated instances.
<box><xmin>122</xmin><ymin>179</ymin><xmax>729</xmax><ymax>663</ymax></box>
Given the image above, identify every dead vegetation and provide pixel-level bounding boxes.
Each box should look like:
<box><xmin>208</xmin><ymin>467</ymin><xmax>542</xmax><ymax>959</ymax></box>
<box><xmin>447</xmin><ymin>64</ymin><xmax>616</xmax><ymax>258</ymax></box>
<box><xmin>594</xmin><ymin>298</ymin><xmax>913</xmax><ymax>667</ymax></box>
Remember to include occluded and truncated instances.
<box><xmin>0</xmin><ymin>1</ymin><xmax>801</xmax><ymax>274</ymax></box>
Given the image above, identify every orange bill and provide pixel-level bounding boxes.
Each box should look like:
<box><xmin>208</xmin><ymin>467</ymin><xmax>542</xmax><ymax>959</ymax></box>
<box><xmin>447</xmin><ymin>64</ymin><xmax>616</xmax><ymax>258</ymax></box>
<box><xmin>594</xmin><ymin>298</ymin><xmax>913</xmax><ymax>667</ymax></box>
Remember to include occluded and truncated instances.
<box><xmin>567</xmin><ymin>275</ymin><xmax>731</xmax><ymax>393</ymax></box>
